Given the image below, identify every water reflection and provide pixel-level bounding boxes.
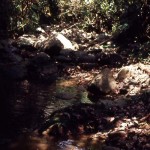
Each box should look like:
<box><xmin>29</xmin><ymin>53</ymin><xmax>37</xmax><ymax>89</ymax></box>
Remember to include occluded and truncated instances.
<box><xmin>8</xmin><ymin>133</ymin><xmax>103</xmax><ymax>150</ymax></box>
<box><xmin>0</xmin><ymin>78</ymin><xmax>94</xmax><ymax>150</ymax></box>
<box><xmin>8</xmin><ymin>134</ymin><xmax>58</xmax><ymax>150</ymax></box>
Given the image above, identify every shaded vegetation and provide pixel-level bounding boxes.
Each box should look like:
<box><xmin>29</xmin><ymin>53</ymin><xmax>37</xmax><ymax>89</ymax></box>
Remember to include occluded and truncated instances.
<box><xmin>4</xmin><ymin>0</ymin><xmax>149</xmax><ymax>43</ymax></box>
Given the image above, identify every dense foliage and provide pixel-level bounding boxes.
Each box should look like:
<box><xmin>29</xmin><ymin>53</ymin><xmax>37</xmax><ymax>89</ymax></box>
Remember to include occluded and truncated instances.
<box><xmin>0</xmin><ymin>0</ymin><xmax>149</xmax><ymax>42</ymax></box>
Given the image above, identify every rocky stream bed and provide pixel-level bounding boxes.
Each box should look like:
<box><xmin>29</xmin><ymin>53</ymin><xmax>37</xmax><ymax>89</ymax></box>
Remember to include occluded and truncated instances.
<box><xmin>0</xmin><ymin>25</ymin><xmax>149</xmax><ymax>150</ymax></box>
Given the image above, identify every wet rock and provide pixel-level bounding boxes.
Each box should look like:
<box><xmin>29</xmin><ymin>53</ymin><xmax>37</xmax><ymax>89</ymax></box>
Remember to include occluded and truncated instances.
<box><xmin>58</xmin><ymin>140</ymin><xmax>81</xmax><ymax>150</ymax></box>
<box><xmin>0</xmin><ymin>62</ymin><xmax>27</xmax><ymax>80</ymax></box>
<box><xmin>27</xmin><ymin>52</ymin><xmax>58</xmax><ymax>83</ymax></box>
<box><xmin>15</xmin><ymin>34</ymin><xmax>37</xmax><ymax>51</ymax></box>
<box><xmin>56</xmin><ymin>33</ymin><xmax>74</xmax><ymax>50</ymax></box>
<box><xmin>38</xmin><ymin>103</ymin><xmax>106</xmax><ymax>137</ymax></box>
<box><xmin>0</xmin><ymin>40</ymin><xmax>27</xmax><ymax>80</ymax></box>
<box><xmin>43</xmin><ymin>33</ymin><xmax>74</xmax><ymax>57</ymax></box>
<box><xmin>56</xmin><ymin>49</ymin><xmax>96</xmax><ymax>63</ymax></box>
<box><xmin>107</xmin><ymin>131</ymin><xmax>127</xmax><ymax>145</ymax></box>
<box><xmin>0</xmin><ymin>40</ymin><xmax>22</xmax><ymax>62</ymax></box>
<box><xmin>28</xmin><ymin>52</ymin><xmax>51</xmax><ymax>65</ymax></box>
<box><xmin>42</xmin><ymin>36</ymin><xmax>63</xmax><ymax>57</ymax></box>
<box><xmin>117</xmin><ymin>67</ymin><xmax>131</xmax><ymax>81</ymax></box>
<box><xmin>87</xmin><ymin>68</ymin><xmax>119</xmax><ymax>98</ymax></box>
<box><xmin>15</xmin><ymin>33</ymin><xmax>74</xmax><ymax>57</ymax></box>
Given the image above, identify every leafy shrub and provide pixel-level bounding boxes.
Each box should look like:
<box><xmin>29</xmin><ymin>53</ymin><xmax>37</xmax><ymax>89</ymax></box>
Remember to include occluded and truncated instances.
<box><xmin>10</xmin><ymin>0</ymin><xmax>50</xmax><ymax>35</ymax></box>
<box><xmin>9</xmin><ymin>0</ymin><xmax>150</xmax><ymax>42</ymax></box>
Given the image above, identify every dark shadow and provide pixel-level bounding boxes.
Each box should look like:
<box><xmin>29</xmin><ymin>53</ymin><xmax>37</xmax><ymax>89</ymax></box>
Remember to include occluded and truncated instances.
<box><xmin>37</xmin><ymin>89</ymin><xmax>149</xmax><ymax>149</ymax></box>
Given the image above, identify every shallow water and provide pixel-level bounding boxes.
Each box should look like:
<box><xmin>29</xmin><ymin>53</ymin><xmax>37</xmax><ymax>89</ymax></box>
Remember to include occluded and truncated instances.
<box><xmin>0</xmin><ymin>78</ymin><xmax>101</xmax><ymax>150</ymax></box>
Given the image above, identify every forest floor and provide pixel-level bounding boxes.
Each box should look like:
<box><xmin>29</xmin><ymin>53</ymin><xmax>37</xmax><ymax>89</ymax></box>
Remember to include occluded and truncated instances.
<box><xmin>33</xmin><ymin>24</ymin><xmax>150</xmax><ymax>150</ymax></box>
<box><xmin>1</xmin><ymin>23</ymin><xmax>150</xmax><ymax>150</ymax></box>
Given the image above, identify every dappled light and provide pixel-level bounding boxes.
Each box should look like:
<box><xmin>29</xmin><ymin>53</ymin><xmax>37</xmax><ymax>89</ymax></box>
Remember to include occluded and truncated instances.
<box><xmin>0</xmin><ymin>0</ymin><xmax>149</xmax><ymax>150</ymax></box>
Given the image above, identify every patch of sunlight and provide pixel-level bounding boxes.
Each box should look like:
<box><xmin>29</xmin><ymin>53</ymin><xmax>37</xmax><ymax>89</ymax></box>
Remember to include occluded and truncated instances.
<box><xmin>57</xmin><ymin>79</ymin><xmax>78</xmax><ymax>87</ymax></box>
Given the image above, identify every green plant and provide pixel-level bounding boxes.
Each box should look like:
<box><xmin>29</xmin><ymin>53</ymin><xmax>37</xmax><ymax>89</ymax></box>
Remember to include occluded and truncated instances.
<box><xmin>10</xmin><ymin>0</ymin><xmax>50</xmax><ymax>35</ymax></box>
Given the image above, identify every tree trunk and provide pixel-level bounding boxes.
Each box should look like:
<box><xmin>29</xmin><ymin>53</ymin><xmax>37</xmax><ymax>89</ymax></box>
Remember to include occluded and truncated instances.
<box><xmin>48</xmin><ymin>0</ymin><xmax>60</xmax><ymax>22</ymax></box>
<box><xmin>0</xmin><ymin>0</ymin><xmax>10</xmax><ymax>39</ymax></box>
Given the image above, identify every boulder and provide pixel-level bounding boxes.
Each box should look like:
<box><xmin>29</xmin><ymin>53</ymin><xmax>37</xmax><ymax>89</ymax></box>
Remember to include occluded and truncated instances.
<box><xmin>15</xmin><ymin>33</ymin><xmax>74</xmax><ymax>57</ymax></box>
<box><xmin>27</xmin><ymin>52</ymin><xmax>58</xmax><ymax>83</ymax></box>
<box><xmin>0</xmin><ymin>40</ymin><xmax>27</xmax><ymax>80</ymax></box>
<box><xmin>87</xmin><ymin>68</ymin><xmax>119</xmax><ymax>100</ymax></box>
<box><xmin>0</xmin><ymin>62</ymin><xmax>27</xmax><ymax>80</ymax></box>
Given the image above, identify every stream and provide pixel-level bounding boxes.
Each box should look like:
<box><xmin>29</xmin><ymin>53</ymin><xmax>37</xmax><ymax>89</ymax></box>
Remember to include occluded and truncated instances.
<box><xmin>0</xmin><ymin>78</ymin><xmax>101</xmax><ymax>150</ymax></box>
